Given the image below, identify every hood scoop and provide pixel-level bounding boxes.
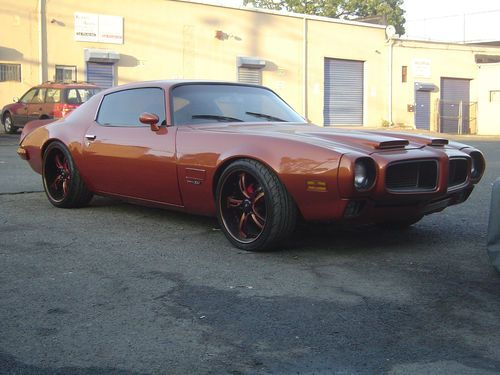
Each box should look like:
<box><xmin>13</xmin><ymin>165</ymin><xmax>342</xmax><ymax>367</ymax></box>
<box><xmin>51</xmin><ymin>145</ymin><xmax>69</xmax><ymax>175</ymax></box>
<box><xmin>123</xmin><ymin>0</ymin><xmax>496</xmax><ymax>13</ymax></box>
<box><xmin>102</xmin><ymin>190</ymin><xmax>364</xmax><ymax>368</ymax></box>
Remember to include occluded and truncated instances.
<box><xmin>376</xmin><ymin>139</ymin><xmax>410</xmax><ymax>149</ymax></box>
<box><xmin>428</xmin><ymin>138</ymin><xmax>449</xmax><ymax>147</ymax></box>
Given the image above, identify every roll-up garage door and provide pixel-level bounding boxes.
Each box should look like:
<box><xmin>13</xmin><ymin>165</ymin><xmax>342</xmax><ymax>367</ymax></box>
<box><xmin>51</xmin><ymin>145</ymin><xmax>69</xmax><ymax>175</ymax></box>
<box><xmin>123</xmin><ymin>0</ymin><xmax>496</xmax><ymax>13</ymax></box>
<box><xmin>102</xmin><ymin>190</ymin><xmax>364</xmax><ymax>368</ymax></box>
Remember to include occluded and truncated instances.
<box><xmin>238</xmin><ymin>67</ymin><xmax>262</xmax><ymax>85</ymax></box>
<box><xmin>324</xmin><ymin>58</ymin><xmax>364</xmax><ymax>126</ymax></box>
<box><xmin>87</xmin><ymin>62</ymin><xmax>114</xmax><ymax>89</ymax></box>
<box><xmin>440</xmin><ymin>78</ymin><xmax>470</xmax><ymax>134</ymax></box>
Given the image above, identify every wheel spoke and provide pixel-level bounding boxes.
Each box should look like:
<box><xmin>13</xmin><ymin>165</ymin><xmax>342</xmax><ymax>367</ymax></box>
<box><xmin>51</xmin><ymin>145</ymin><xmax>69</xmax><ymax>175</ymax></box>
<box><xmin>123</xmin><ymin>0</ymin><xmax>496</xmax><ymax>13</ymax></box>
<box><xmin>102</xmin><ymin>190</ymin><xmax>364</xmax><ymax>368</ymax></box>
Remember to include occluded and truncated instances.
<box><xmin>51</xmin><ymin>175</ymin><xmax>63</xmax><ymax>190</ymax></box>
<box><xmin>227</xmin><ymin>196</ymin><xmax>243</xmax><ymax>208</ymax></box>
<box><xmin>250</xmin><ymin>213</ymin><xmax>265</xmax><ymax>229</ymax></box>
<box><xmin>239</xmin><ymin>173</ymin><xmax>250</xmax><ymax>198</ymax></box>
<box><xmin>62</xmin><ymin>180</ymin><xmax>69</xmax><ymax>196</ymax></box>
<box><xmin>54</xmin><ymin>154</ymin><xmax>64</xmax><ymax>169</ymax></box>
<box><xmin>62</xmin><ymin>159</ymin><xmax>70</xmax><ymax>174</ymax></box>
<box><xmin>238</xmin><ymin>212</ymin><xmax>249</xmax><ymax>238</ymax></box>
<box><xmin>253</xmin><ymin>191</ymin><xmax>264</xmax><ymax>204</ymax></box>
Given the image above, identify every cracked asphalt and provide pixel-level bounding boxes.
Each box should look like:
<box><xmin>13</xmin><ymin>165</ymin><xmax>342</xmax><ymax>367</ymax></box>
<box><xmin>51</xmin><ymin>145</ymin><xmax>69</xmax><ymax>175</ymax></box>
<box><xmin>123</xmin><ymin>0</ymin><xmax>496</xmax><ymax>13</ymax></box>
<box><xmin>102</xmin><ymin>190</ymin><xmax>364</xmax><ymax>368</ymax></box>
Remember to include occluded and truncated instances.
<box><xmin>1</xmin><ymin>129</ymin><xmax>500</xmax><ymax>374</ymax></box>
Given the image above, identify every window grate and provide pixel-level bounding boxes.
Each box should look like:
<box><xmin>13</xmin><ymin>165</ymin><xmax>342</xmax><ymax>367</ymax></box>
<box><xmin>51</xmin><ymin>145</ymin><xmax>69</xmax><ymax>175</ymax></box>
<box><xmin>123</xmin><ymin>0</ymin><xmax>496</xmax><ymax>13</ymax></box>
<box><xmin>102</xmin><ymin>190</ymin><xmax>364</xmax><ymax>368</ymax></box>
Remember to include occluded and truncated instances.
<box><xmin>0</xmin><ymin>63</ymin><xmax>21</xmax><ymax>82</ymax></box>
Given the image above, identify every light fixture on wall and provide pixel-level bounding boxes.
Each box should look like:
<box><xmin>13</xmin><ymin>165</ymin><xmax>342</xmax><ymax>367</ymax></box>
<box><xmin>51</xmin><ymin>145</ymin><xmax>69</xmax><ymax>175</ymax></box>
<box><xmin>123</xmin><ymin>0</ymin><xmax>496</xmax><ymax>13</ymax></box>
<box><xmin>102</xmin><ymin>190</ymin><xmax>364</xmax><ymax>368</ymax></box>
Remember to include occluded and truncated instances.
<box><xmin>50</xmin><ymin>18</ymin><xmax>65</xmax><ymax>26</ymax></box>
<box><xmin>215</xmin><ymin>30</ymin><xmax>241</xmax><ymax>41</ymax></box>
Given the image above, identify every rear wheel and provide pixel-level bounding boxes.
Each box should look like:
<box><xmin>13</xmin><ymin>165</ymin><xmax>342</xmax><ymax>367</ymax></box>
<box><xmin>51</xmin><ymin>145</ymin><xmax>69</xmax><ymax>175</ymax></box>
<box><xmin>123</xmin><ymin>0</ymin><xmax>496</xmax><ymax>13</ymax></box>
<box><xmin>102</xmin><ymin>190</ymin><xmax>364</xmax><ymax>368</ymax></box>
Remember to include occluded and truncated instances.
<box><xmin>216</xmin><ymin>159</ymin><xmax>297</xmax><ymax>251</ymax></box>
<box><xmin>42</xmin><ymin>141</ymin><xmax>93</xmax><ymax>208</ymax></box>
<box><xmin>3</xmin><ymin>113</ymin><xmax>17</xmax><ymax>134</ymax></box>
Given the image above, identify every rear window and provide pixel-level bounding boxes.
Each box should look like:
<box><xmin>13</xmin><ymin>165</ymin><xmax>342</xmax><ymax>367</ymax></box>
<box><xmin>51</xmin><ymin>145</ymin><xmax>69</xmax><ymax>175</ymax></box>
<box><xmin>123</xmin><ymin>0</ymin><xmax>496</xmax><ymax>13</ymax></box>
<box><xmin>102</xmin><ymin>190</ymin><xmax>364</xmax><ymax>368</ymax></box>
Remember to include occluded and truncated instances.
<box><xmin>64</xmin><ymin>88</ymin><xmax>100</xmax><ymax>105</ymax></box>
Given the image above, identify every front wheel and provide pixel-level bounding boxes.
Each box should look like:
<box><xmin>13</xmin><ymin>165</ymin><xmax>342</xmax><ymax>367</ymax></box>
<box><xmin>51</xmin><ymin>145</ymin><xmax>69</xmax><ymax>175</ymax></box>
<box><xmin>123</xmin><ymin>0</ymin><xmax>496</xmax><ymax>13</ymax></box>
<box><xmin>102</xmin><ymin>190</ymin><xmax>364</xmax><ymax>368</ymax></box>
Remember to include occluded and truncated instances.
<box><xmin>3</xmin><ymin>113</ymin><xmax>17</xmax><ymax>134</ymax></box>
<box><xmin>42</xmin><ymin>141</ymin><xmax>93</xmax><ymax>208</ymax></box>
<box><xmin>216</xmin><ymin>159</ymin><xmax>297</xmax><ymax>251</ymax></box>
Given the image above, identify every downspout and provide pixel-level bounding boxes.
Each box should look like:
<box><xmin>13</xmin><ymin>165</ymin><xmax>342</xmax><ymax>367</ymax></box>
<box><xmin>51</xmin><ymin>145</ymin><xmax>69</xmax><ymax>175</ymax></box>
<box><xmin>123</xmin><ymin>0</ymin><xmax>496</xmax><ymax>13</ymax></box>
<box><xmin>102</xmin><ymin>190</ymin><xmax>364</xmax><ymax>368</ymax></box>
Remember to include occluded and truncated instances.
<box><xmin>303</xmin><ymin>16</ymin><xmax>308</xmax><ymax>120</ymax></box>
<box><xmin>388</xmin><ymin>37</ymin><xmax>394</xmax><ymax>125</ymax></box>
<box><xmin>38</xmin><ymin>0</ymin><xmax>47</xmax><ymax>83</ymax></box>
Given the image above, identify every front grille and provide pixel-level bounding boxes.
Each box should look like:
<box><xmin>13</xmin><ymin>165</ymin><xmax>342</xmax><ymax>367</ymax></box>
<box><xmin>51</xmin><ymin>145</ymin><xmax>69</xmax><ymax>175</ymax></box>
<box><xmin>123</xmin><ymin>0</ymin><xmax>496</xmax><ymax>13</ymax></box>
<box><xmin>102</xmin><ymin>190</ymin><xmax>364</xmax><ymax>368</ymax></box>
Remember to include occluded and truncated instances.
<box><xmin>386</xmin><ymin>160</ymin><xmax>438</xmax><ymax>192</ymax></box>
<box><xmin>448</xmin><ymin>158</ymin><xmax>468</xmax><ymax>187</ymax></box>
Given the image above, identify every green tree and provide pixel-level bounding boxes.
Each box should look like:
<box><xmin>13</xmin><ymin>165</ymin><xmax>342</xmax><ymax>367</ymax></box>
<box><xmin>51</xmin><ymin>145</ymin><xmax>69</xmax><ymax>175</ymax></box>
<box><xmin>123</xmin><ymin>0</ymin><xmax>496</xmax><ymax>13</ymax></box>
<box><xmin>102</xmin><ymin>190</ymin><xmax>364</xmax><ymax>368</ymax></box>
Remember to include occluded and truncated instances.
<box><xmin>243</xmin><ymin>0</ymin><xmax>406</xmax><ymax>35</ymax></box>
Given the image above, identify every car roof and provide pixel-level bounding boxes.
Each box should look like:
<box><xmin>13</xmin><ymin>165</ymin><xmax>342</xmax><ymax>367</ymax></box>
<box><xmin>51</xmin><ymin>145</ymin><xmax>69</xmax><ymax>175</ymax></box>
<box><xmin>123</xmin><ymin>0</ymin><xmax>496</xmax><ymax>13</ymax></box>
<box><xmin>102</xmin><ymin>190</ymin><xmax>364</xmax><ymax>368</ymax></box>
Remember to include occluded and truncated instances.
<box><xmin>99</xmin><ymin>80</ymin><xmax>265</xmax><ymax>93</ymax></box>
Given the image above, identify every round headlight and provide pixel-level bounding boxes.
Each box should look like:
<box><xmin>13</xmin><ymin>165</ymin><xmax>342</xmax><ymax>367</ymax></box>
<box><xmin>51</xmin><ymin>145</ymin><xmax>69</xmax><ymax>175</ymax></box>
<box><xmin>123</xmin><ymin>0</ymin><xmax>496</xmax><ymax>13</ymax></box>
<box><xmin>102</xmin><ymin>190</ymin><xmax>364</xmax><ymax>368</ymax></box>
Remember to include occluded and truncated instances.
<box><xmin>354</xmin><ymin>158</ymin><xmax>376</xmax><ymax>190</ymax></box>
<box><xmin>470</xmin><ymin>151</ymin><xmax>485</xmax><ymax>180</ymax></box>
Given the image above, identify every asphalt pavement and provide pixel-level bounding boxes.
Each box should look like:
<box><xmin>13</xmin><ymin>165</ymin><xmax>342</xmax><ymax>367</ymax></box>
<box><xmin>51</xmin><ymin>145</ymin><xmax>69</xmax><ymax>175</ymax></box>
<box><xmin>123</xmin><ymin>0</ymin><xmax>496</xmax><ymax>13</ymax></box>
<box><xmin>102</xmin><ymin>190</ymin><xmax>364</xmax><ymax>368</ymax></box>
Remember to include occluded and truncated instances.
<box><xmin>1</xmin><ymin>129</ymin><xmax>500</xmax><ymax>374</ymax></box>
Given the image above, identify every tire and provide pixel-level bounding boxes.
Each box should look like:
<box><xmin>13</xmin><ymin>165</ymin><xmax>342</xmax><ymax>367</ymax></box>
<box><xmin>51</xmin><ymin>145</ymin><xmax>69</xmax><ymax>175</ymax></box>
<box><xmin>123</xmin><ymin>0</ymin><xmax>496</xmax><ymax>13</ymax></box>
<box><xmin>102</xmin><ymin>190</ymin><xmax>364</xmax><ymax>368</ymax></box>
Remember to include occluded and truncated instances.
<box><xmin>376</xmin><ymin>215</ymin><xmax>423</xmax><ymax>230</ymax></box>
<box><xmin>42</xmin><ymin>141</ymin><xmax>93</xmax><ymax>208</ymax></box>
<box><xmin>3</xmin><ymin>113</ymin><xmax>17</xmax><ymax>134</ymax></box>
<box><xmin>216</xmin><ymin>159</ymin><xmax>297</xmax><ymax>251</ymax></box>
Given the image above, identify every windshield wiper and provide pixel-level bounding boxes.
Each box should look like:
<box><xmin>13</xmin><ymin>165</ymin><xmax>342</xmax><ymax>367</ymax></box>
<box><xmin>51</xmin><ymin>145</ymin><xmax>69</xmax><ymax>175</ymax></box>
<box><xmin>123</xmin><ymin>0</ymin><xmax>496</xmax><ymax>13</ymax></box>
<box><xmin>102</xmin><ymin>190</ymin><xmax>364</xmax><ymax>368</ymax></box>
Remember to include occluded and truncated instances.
<box><xmin>245</xmin><ymin>111</ymin><xmax>285</xmax><ymax>122</ymax></box>
<box><xmin>192</xmin><ymin>114</ymin><xmax>243</xmax><ymax>122</ymax></box>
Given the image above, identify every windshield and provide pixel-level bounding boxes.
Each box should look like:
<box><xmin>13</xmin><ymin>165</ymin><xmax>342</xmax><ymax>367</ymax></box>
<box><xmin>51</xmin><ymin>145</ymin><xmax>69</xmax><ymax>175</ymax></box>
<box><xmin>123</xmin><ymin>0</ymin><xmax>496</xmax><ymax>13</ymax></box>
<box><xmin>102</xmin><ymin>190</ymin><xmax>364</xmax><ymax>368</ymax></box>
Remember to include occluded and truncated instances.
<box><xmin>171</xmin><ymin>84</ymin><xmax>305</xmax><ymax>125</ymax></box>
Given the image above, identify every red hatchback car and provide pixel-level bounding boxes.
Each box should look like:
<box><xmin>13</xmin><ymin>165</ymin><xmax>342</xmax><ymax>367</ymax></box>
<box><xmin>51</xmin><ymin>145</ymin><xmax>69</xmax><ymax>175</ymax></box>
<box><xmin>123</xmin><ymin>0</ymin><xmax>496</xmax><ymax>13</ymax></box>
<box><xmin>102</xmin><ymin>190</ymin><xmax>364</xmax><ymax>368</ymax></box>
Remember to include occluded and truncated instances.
<box><xmin>1</xmin><ymin>81</ymin><xmax>101</xmax><ymax>134</ymax></box>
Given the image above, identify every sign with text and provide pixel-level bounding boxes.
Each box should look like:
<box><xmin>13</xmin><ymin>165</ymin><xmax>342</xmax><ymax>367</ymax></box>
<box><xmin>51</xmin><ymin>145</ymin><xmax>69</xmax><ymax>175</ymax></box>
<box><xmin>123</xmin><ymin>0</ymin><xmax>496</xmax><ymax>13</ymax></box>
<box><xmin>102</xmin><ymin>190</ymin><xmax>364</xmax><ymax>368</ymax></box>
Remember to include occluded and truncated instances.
<box><xmin>75</xmin><ymin>12</ymin><xmax>123</xmax><ymax>44</ymax></box>
<box><xmin>412</xmin><ymin>58</ymin><xmax>432</xmax><ymax>79</ymax></box>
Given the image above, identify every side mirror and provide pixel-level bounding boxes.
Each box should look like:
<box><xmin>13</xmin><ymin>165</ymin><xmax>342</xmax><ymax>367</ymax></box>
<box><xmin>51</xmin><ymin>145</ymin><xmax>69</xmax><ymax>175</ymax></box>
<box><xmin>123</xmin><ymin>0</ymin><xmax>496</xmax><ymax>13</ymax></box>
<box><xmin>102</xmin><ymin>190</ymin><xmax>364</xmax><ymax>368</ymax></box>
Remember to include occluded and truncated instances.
<box><xmin>139</xmin><ymin>112</ymin><xmax>160</xmax><ymax>131</ymax></box>
<box><xmin>13</xmin><ymin>97</ymin><xmax>19</xmax><ymax>103</ymax></box>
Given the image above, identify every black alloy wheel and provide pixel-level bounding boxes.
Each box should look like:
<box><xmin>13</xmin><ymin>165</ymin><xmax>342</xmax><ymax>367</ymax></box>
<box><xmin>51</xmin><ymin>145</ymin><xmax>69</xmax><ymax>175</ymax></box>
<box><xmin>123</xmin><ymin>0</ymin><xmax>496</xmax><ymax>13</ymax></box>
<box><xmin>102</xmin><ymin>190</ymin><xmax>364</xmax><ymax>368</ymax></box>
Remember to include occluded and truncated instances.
<box><xmin>216</xmin><ymin>159</ymin><xmax>297</xmax><ymax>251</ymax></box>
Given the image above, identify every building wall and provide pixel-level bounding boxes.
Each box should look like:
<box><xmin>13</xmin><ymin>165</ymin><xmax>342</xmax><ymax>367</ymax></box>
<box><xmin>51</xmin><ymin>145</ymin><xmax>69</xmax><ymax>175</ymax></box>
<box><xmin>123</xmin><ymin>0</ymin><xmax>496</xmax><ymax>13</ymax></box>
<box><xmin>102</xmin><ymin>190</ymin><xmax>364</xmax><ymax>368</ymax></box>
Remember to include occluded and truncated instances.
<box><xmin>0</xmin><ymin>0</ymin><xmax>40</xmax><ymax>103</ymax></box>
<box><xmin>1</xmin><ymin>0</ymin><xmax>499</xmax><ymax>134</ymax></box>
<box><xmin>476</xmin><ymin>63</ymin><xmax>500</xmax><ymax>135</ymax></box>
<box><xmin>391</xmin><ymin>40</ymin><xmax>500</xmax><ymax>134</ymax></box>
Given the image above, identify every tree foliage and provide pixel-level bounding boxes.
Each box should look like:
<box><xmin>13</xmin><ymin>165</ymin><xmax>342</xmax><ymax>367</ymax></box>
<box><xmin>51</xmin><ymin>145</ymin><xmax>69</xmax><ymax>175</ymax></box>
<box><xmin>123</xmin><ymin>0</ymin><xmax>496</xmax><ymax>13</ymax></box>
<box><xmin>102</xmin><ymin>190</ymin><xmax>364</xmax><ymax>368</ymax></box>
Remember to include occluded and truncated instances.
<box><xmin>243</xmin><ymin>0</ymin><xmax>406</xmax><ymax>35</ymax></box>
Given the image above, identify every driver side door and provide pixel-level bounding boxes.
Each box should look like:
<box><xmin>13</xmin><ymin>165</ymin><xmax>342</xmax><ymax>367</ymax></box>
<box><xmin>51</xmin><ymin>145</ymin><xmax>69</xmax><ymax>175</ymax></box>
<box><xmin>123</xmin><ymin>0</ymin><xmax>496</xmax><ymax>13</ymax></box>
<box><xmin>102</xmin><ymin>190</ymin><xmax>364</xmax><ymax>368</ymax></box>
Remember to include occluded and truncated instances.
<box><xmin>80</xmin><ymin>87</ymin><xmax>182</xmax><ymax>206</ymax></box>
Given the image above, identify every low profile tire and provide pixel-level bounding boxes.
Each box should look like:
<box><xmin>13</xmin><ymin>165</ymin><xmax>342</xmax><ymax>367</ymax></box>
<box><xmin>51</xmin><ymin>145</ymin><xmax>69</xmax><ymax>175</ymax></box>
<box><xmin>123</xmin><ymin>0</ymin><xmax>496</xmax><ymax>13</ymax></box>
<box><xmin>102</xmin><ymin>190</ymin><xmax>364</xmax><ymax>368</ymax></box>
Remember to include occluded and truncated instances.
<box><xmin>216</xmin><ymin>159</ymin><xmax>297</xmax><ymax>251</ymax></box>
<box><xmin>376</xmin><ymin>215</ymin><xmax>423</xmax><ymax>230</ymax></box>
<box><xmin>42</xmin><ymin>141</ymin><xmax>93</xmax><ymax>208</ymax></box>
<box><xmin>3</xmin><ymin>113</ymin><xmax>17</xmax><ymax>134</ymax></box>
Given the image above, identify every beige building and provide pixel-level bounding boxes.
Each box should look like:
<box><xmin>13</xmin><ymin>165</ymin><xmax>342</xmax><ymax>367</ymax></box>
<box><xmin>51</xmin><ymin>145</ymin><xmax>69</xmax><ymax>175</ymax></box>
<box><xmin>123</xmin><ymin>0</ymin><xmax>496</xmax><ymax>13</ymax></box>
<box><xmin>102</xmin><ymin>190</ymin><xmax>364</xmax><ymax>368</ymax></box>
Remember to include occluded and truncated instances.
<box><xmin>1</xmin><ymin>0</ymin><xmax>499</xmax><ymax>134</ymax></box>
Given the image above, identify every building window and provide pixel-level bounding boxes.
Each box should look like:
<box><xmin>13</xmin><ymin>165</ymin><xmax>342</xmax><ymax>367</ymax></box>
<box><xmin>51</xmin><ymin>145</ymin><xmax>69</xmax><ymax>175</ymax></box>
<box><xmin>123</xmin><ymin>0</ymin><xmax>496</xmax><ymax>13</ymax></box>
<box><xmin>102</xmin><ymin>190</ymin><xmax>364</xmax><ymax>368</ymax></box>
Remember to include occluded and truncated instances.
<box><xmin>55</xmin><ymin>65</ymin><xmax>77</xmax><ymax>82</ymax></box>
<box><xmin>0</xmin><ymin>63</ymin><xmax>21</xmax><ymax>82</ymax></box>
<box><xmin>237</xmin><ymin>67</ymin><xmax>262</xmax><ymax>85</ymax></box>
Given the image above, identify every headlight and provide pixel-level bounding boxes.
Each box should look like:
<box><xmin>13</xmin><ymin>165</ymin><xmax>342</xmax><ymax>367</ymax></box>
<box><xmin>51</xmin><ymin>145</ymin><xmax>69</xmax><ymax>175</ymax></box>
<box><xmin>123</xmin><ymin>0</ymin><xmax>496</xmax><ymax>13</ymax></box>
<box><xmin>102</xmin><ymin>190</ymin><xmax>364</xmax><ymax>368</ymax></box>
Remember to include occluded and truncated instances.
<box><xmin>470</xmin><ymin>151</ymin><xmax>485</xmax><ymax>180</ymax></box>
<box><xmin>354</xmin><ymin>158</ymin><xmax>376</xmax><ymax>191</ymax></box>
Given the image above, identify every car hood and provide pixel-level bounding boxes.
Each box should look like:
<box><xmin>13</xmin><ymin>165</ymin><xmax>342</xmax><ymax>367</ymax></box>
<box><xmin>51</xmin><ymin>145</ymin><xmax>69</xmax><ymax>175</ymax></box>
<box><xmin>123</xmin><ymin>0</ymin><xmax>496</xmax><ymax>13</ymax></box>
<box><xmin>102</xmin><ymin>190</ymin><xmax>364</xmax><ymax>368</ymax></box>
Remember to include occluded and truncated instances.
<box><xmin>191</xmin><ymin>122</ymin><xmax>438</xmax><ymax>154</ymax></box>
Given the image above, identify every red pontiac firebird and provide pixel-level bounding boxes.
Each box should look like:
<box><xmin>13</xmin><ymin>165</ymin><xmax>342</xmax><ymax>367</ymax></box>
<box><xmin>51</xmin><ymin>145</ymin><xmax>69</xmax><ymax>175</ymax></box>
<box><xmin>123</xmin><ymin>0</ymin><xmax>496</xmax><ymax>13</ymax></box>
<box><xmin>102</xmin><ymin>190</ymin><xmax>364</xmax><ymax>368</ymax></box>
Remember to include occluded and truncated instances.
<box><xmin>17</xmin><ymin>81</ymin><xmax>485</xmax><ymax>251</ymax></box>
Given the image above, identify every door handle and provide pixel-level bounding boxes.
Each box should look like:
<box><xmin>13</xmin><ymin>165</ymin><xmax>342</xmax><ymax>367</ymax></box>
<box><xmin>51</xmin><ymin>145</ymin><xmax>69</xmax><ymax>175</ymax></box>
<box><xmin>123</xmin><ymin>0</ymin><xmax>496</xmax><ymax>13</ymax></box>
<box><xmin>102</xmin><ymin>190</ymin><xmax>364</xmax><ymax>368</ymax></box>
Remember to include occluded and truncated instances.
<box><xmin>85</xmin><ymin>134</ymin><xmax>96</xmax><ymax>140</ymax></box>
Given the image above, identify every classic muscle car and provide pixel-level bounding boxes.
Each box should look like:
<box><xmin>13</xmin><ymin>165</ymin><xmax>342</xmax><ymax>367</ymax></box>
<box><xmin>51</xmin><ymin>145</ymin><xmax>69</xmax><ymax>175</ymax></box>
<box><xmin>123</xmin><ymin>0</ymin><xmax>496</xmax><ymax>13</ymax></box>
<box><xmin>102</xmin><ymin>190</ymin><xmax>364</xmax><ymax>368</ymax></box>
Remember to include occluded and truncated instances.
<box><xmin>17</xmin><ymin>81</ymin><xmax>485</xmax><ymax>251</ymax></box>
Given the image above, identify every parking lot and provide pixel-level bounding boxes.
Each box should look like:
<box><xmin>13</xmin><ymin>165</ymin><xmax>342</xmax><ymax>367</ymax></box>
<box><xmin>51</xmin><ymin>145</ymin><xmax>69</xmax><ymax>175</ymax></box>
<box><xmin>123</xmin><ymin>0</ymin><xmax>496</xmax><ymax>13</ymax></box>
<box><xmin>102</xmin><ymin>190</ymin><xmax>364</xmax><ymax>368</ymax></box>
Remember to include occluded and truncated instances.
<box><xmin>1</xmin><ymin>128</ymin><xmax>500</xmax><ymax>374</ymax></box>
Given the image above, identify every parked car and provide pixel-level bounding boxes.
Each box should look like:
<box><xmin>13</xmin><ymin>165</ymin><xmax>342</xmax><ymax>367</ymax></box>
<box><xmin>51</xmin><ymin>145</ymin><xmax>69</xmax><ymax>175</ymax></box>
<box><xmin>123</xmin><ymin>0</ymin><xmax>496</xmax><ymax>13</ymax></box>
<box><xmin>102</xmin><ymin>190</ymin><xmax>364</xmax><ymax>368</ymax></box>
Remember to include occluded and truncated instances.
<box><xmin>17</xmin><ymin>81</ymin><xmax>485</xmax><ymax>251</ymax></box>
<box><xmin>1</xmin><ymin>81</ymin><xmax>101</xmax><ymax>134</ymax></box>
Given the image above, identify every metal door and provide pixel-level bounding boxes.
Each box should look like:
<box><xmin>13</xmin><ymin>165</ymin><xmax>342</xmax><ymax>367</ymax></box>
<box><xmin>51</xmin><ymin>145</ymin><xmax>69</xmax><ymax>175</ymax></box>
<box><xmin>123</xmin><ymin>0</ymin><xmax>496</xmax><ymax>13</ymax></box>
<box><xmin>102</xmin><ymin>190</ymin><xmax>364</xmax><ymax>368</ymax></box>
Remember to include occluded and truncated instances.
<box><xmin>86</xmin><ymin>62</ymin><xmax>114</xmax><ymax>89</ymax></box>
<box><xmin>414</xmin><ymin>86</ymin><xmax>430</xmax><ymax>130</ymax></box>
<box><xmin>324</xmin><ymin>58</ymin><xmax>364</xmax><ymax>126</ymax></box>
<box><xmin>440</xmin><ymin>78</ymin><xmax>470</xmax><ymax>134</ymax></box>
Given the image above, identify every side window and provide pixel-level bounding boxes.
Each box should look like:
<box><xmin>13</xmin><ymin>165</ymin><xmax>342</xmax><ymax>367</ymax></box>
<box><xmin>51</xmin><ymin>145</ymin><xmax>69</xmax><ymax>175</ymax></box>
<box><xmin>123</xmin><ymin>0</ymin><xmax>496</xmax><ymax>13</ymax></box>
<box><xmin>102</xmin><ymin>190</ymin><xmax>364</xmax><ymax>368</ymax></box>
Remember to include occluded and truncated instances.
<box><xmin>97</xmin><ymin>88</ymin><xmax>165</xmax><ymax>127</ymax></box>
<box><xmin>31</xmin><ymin>88</ymin><xmax>46</xmax><ymax>104</ymax></box>
<box><xmin>45</xmin><ymin>89</ymin><xmax>61</xmax><ymax>103</ymax></box>
<box><xmin>20</xmin><ymin>89</ymin><xmax>37</xmax><ymax>103</ymax></box>
<box><xmin>66</xmin><ymin>89</ymin><xmax>80</xmax><ymax>105</ymax></box>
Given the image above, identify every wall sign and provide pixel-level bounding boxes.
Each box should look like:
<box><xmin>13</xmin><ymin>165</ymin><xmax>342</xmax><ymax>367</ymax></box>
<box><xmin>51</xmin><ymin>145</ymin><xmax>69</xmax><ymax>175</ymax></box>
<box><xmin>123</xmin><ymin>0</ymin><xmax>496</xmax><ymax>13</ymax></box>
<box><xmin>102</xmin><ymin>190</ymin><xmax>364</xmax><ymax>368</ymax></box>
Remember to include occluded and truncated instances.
<box><xmin>412</xmin><ymin>58</ymin><xmax>432</xmax><ymax>79</ymax></box>
<box><xmin>74</xmin><ymin>12</ymin><xmax>123</xmax><ymax>44</ymax></box>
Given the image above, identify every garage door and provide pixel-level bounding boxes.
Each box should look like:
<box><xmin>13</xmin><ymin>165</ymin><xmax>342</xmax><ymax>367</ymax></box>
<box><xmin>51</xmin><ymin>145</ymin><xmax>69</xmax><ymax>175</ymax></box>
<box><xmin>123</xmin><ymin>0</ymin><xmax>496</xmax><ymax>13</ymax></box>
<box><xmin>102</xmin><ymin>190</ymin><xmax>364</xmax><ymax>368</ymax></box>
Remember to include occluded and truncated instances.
<box><xmin>440</xmin><ymin>78</ymin><xmax>470</xmax><ymax>134</ymax></box>
<box><xmin>323</xmin><ymin>58</ymin><xmax>364</xmax><ymax>126</ymax></box>
<box><xmin>87</xmin><ymin>62</ymin><xmax>114</xmax><ymax>89</ymax></box>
